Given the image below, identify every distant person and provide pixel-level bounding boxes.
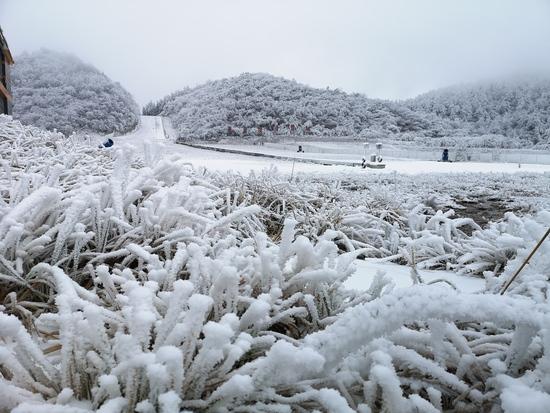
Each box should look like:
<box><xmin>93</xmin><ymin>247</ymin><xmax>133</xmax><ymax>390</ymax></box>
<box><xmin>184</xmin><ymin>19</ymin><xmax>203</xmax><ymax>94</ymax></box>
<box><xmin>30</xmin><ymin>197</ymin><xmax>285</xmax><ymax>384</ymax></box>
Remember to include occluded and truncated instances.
<box><xmin>442</xmin><ymin>148</ymin><xmax>449</xmax><ymax>162</ymax></box>
<box><xmin>99</xmin><ymin>138</ymin><xmax>114</xmax><ymax>148</ymax></box>
<box><xmin>297</xmin><ymin>145</ymin><xmax>304</xmax><ymax>153</ymax></box>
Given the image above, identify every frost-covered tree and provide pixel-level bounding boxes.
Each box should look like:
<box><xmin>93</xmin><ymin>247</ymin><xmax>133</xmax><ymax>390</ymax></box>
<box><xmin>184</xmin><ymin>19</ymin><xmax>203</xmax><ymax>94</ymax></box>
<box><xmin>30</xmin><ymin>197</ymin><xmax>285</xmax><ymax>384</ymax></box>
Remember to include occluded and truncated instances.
<box><xmin>146</xmin><ymin>73</ymin><xmax>442</xmax><ymax>141</ymax></box>
<box><xmin>148</xmin><ymin>72</ymin><xmax>550</xmax><ymax>147</ymax></box>
<box><xmin>12</xmin><ymin>49</ymin><xmax>140</xmax><ymax>136</ymax></box>
<box><xmin>408</xmin><ymin>76</ymin><xmax>550</xmax><ymax>148</ymax></box>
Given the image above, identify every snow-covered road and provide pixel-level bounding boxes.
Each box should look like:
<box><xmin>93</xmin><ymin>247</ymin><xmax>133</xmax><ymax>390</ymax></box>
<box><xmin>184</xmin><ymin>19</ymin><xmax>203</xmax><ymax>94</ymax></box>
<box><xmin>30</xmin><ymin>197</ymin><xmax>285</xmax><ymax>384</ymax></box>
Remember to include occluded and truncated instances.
<box><xmin>117</xmin><ymin>115</ymin><xmax>167</xmax><ymax>145</ymax></box>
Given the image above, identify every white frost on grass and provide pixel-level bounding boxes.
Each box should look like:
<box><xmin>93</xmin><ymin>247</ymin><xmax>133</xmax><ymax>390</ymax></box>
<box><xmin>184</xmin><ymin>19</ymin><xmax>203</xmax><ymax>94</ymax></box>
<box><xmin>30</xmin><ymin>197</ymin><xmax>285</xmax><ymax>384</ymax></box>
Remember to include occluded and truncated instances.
<box><xmin>1</xmin><ymin>116</ymin><xmax>550</xmax><ymax>412</ymax></box>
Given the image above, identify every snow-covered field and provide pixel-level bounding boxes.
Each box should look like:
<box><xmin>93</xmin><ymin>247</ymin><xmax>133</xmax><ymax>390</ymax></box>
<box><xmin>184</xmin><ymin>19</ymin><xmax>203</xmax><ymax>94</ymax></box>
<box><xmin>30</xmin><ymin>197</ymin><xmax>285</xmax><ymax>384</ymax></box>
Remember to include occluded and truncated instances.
<box><xmin>203</xmin><ymin>143</ymin><xmax>550</xmax><ymax>174</ymax></box>
<box><xmin>121</xmin><ymin>118</ymin><xmax>550</xmax><ymax>175</ymax></box>
<box><xmin>1</xmin><ymin>115</ymin><xmax>550</xmax><ymax>412</ymax></box>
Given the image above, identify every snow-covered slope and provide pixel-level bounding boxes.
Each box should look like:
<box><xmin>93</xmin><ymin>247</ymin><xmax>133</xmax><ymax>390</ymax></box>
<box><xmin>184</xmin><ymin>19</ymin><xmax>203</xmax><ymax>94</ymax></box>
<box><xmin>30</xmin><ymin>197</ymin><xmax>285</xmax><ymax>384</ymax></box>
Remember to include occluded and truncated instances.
<box><xmin>145</xmin><ymin>72</ymin><xmax>550</xmax><ymax>147</ymax></box>
<box><xmin>144</xmin><ymin>72</ymin><xmax>442</xmax><ymax>141</ymax></box>
<box><xmin>117</xmin><ymin>115</ymin><xmax>167</xmax><ymax>144</ymax></box>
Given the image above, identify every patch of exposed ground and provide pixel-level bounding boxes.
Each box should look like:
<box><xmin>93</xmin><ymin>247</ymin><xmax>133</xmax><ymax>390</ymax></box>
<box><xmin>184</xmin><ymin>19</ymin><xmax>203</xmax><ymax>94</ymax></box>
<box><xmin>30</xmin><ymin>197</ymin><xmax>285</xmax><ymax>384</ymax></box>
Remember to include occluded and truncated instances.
<box><xmin>451</xmin><ymin>195</ymin><xmax>531</xmax><ymax>234</ymax></box>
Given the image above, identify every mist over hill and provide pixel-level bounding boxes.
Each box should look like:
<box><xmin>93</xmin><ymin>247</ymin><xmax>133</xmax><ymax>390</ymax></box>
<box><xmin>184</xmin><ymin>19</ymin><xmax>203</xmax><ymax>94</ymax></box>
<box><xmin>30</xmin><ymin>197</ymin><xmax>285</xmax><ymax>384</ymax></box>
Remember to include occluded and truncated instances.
<box><xmin>408</xmin><ymin>77</ymin><xmax>550</xmax><ymax>148</ymax></box>
<box><xmin>145</xmin><ymin>73</ymin><xmax>550</xmax><ymax>148</ymax></box>
<box><xmin>12</xmin><ymin>49</ymin><xmax>139</xmax><ymax>136</ymax></box>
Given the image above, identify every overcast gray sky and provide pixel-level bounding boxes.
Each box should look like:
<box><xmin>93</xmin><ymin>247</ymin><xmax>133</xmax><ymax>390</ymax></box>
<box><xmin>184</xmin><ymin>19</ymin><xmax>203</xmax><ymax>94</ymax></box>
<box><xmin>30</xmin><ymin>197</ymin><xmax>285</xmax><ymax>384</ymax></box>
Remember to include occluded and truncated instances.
<box><xmin>2</xmin><ymin>0</ymin><xmax>550</xmax><ymax>106</ymax></box>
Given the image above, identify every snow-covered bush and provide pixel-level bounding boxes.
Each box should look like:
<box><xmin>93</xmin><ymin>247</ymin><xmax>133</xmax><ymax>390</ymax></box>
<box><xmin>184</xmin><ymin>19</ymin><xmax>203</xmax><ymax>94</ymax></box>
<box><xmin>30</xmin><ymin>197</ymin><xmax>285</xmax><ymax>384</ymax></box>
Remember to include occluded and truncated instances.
<box><xmin>0</xmin><ymin>220</ymin><xmax>372</xmax><ymax>412</ymax></box>
<box><xmin>12</xmin><ymin>50</ymin><xmax>139</xmax><ymax>136</ymax></box>
<box><xmin>0</xmin><ymin>116</ymin><xmax>374</xmax><ymax>411</ymax></box>
<box><xmin>1</xmin><ymin>117</ymin><xmax>550</xmax><ymax>412</ymax></box>
<box><xmin>209</xmin><ymin>169</ymin><xmax>547</xmax><ymax>277</ymax></box>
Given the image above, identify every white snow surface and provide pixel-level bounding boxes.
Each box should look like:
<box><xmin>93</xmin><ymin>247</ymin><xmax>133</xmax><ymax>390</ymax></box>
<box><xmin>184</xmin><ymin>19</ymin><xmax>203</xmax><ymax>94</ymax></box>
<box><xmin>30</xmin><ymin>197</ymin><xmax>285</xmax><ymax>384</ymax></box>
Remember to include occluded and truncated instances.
<box><xmin>119</xmin><ymin>117</ymin><xmax>550</xmax><ymax>175</ymax></box>
<box><xmin>346</xmin><ymin>259</ymin><xmax>485</xmax><ymax>292</ymax></box>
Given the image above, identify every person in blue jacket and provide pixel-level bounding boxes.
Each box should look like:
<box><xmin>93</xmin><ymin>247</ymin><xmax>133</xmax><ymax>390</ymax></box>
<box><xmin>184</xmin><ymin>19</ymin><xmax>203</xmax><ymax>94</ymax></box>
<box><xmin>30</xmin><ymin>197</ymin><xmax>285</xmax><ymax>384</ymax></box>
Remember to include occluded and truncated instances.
<box><xmin>99</xmin><ymin>138</ymin><xmax>114</xmax><ymax>148</ymax></box>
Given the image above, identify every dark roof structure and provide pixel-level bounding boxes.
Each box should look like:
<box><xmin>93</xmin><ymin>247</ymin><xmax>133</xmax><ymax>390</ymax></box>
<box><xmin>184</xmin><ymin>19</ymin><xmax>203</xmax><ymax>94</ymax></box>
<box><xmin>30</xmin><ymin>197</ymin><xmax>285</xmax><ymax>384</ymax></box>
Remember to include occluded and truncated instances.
<box><xmin>0</xmin><ymin>27</ymin><xmax>14</xmax><ymax>64</ymax></box>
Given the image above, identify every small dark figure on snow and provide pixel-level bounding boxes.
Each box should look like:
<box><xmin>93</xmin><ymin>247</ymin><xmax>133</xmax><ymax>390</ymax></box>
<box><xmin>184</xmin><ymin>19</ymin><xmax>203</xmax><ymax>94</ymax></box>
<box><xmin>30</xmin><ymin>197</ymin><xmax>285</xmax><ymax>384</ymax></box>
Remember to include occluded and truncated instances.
<box><xmin>99</xmin><ymin>138</ymin><xmax>114</xmax><ymax>148</ymax></box>
<box><xmin>297</xmin><ymin>145</ymin><xmax>304</xmax><ymax>153</ymax></box>
<box><xmin>361</xmin><ymin>157</ymin><xmax>367</xmax><ymax>169</ymax></box>
<box><xmin>442</xmin><ymin>148</ymin><xmax>449</xmax><ymax>162</ymax></box>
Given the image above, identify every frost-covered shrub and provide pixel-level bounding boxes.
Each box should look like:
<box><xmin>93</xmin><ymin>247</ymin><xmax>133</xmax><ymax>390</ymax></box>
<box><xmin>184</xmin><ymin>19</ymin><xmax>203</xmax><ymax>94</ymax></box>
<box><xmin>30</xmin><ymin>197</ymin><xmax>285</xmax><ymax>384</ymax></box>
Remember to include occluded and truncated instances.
<box><xmin>12</xmin><ymin>50</ymin><xmax>139</xmax><ymax>136</ymax></box>
<box><xmin>209</xmin><ymin>169</ymin><xmax>543</xmax><ymax>276</ymax></box>
<box><xmin>0</xmin><ymin>219</ymin><xmax>372</xmax><ymax>412</ymax></box>
<box><xmin>1</xmin><ymin>117</ymin><xmax>550</xmax><ymax>412</ymax></box>
<box><xmin>0</xmin><ymin>117</ymin><xmax>375</xmax><ymax>411</ymax></box>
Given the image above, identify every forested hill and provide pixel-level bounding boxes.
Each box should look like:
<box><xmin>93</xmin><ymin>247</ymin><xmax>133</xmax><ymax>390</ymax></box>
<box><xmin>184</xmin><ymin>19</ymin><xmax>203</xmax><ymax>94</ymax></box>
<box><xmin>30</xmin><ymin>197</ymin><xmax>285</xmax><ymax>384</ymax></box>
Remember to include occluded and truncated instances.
<box><xmin>144</xmin><ymin>73</ymin><xmax>444</xmax><ymax>141</ymax></box>
<box><xmin>145</xmin><ymin>73</ymin><xmax>550</xmax><ymax>148</ymax></box>
<box><xmin>408</xmin><ymin>78</ymin><xmax>550</xmax><ymax>147</ymax></box>
<box><xmin>12</xmin><ymin>50</ymin><xmax>139</xmax><ymax>136</ymax></box>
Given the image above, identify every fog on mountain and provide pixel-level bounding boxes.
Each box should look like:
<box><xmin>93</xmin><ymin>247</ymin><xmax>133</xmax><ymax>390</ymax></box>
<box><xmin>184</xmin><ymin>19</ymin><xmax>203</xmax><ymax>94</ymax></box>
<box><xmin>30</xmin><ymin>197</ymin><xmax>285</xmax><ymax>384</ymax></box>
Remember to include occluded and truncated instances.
<box><xmin>11</xmin><ymin>49</ymin><xmax>139</xmax><ymax>136</ymax></box>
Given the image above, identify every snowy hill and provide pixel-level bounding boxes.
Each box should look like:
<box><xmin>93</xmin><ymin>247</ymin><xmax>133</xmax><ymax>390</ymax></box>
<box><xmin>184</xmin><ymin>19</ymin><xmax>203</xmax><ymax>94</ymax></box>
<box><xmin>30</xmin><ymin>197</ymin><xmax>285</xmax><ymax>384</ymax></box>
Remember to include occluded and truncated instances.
<box><xmin>12</xmin><ymin>49</ymin><xmax>140</xmax><ymax>136</ymax></box>
<box><xmin>146</xmin><ymin>73</ymin><xmax>550</xmax><ymax>147</ymax></box>
<box><xmin>408</xmin><ymin>77</ymin><xmax>550</xmax><ymax>148</ymax></box>
<box><xmin>144</xmin><ymin>72</ymin><xmax>444</xmax><ymax>141</ymax></box>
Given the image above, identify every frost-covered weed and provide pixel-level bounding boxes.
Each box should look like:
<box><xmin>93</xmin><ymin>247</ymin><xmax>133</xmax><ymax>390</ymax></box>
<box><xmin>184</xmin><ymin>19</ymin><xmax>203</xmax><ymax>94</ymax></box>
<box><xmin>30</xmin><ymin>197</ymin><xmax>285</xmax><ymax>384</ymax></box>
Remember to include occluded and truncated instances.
<box><xmin>1</xmin><ymin>117</ymin><xmax>550</xmax><ymax>412</ymax></box>
<box><xmin>211</xmin><ymin>169</ymin><xmax>545</xmax><ymax>276</ymax></box>
<box><xmin>0</xmin><ymin>117</ymin><xmax>370</xmax><ymax>411</ymax></box>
